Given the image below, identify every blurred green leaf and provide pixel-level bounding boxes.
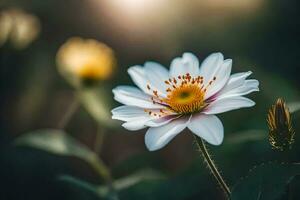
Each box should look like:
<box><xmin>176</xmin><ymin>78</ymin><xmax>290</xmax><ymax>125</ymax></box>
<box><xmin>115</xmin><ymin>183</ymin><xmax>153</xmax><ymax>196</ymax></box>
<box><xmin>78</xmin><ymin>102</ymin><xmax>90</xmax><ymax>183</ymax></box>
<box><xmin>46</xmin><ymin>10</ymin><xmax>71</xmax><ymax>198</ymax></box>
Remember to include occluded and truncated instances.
<box><xmin>58</xmin><ymin>175</ymin><xmax>105</xmax><ymax>198</ymax></box>
<box><xmin>287</xmin><ymin>102</ymin><xmax>300</xmax><ymax>114</ymax></box>
<box><xmin>252</xmin><ymin>66</ymin><xmax>300</xmax><ymax>101</ymax></box>
<box><xmin>112</xmin><ymin>169</ymin><xmax>165</xmax><ymax>191</ymax></box>
<box><xmin>117</xmin><ymin>172</ymin><xmax>210</xmax><ymax>200</ymax></box>
<box><xmin>58</xmin><ymin>175</ymin><xmax>103</xmax><ymax>200</ymax></box>
<box><xmin>225</xmin><ymin>129</ymin><xmax>267</xmax><ymax>145</ymax></box>
<box><xmin>78</xmin><ymin>87</ymin><xmax>118</xmax><ymax>129</ymax></box>
<box><xmin>58</xmin><ymin>169</ymin><xmax>165</xmax><ymax>200</ymax></box>
<box><xmin>14</xmin><ymin>129</ymin><xmax>111</xmax><ymax>181</ymax></box>
<box><xmin>112</xmin><ymin>153</ymin><xmax>159</xmax><ymax>177</ymax></box>
<box><xmin>231</xmin><ymin>162</ymin><xmax>300</xmax><ymax>200</ymax></box>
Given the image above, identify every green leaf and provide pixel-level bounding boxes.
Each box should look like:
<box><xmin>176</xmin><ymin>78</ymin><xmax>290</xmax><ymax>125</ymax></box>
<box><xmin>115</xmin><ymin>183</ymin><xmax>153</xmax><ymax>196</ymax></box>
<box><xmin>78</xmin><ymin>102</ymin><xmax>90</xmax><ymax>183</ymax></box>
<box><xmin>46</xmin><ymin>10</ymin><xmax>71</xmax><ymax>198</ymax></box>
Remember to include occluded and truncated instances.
<box><xmin>287</xmin><ymin>102</ymin><xmax>300</xmax><ymax>114</ymax></box>
<box><xmin>249</xmin><ymin>65</ymin><xmax>300</xmax><ymax>101</ymax></box>
<box><xmin>117</xmin><ymin>172</ymin><xmax>210</xmax><ymax>200</ymax></box>
<box><xmin>58</xmin><ymin>175</ymin><xmax>106</xmax><ymax>198</ymax></box>
<box><xmin>78</xmin><ymin>87</ymin><xmax>118</xmax><ymax>129</ymax></box>
<box><xmin>231</xmin><ymin>162</ymin><xmax>300</xmax><ymax>200</ymax></box>
<box><xmin>58</xmin><ymin>175</ymin><xmax>104</xmax><ymax>200</ymax></box>
<box><xmin>225</xmin><ymin>129</ymin><xmax>267</xmax><ymax>145</ymax></box>
<box><xmin>14</xmin><ymin>129</ymin><xmax>111</xmax><ymax>181</ymax></box>
<box><xmin>58</xmin><ymin>169</ymin><xmax>165</xmax><ymax>199</ymax></box>
<box><xmin>112</xmin><ymin>169</ymin><xmax>165</xmax><ymax>190</ymax></box>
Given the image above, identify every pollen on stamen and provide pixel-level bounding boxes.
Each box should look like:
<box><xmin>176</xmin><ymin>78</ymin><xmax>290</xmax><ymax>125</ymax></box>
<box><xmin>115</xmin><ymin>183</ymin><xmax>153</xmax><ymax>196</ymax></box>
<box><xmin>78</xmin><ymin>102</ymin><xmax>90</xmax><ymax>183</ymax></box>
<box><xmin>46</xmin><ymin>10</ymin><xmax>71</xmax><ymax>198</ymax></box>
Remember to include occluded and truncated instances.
<box><xmin>147</xmin><ymin>84</ymin><xmax>151</xmax><ymax>90</ymax></box>
<box><xmin>151</xmin><ymin>97</ymin><xmax>156</xmax><ymax>104</ymax></box>
<box><xmin>186</xmin><ymin>73</ymin><xmax>190</xmax><ymax>79</ymax></box>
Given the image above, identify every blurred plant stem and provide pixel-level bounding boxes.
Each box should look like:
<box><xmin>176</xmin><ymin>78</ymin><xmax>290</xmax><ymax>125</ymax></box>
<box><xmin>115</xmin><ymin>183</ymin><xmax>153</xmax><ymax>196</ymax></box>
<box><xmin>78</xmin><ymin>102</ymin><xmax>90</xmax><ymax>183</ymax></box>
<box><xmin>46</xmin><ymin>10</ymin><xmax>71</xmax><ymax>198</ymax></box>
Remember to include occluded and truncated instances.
<box><xmin>194</xmin><ymin>135</ymin><xmax>231</xmax><ymax>199</ymax></box>
<box><xmin>56</xmin><ymin>89</ymin><xmax>118</xmax><ymax>199</ymax></box>
<box><xmin>93</xmin><ymin>127</ymin><xmax>119</xmax><ymax>200</ymax></box>
<box><xmin>58</xmin><ymin>95</ymin><xmax>80</xmax><ymax>129</ymax></box>
<box><xmin>94</xmin><ymin>126</ymin><xmax>105</xmax><ymax>155</ymax></box>
<box><xmin>91</xmin><ymin>114</ymin><xmax>118</xmax><ymax>199</ymax></box>
<box><xmin>87</xmin><ymin>153</ymin><xmax>119</xmax><ymax>200</ymax></box>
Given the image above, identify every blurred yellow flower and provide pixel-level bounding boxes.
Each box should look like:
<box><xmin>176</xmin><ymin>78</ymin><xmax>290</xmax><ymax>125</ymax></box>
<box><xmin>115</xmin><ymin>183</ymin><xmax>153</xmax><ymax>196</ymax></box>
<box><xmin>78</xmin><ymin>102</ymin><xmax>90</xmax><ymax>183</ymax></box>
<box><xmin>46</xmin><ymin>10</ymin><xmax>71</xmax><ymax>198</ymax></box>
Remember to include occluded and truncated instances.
<box><xmin>0</xmin><ymin>11</ymin><xmax>13</xmax><ymax>46</ymax></box>
<box><xmin>267</xmin><ymin>98</ymin><xmax>295</xmax><ymax>151</ymax></box>
<box><xmin>0</xmin><ymin>8</ymin><xmax>40</xmax><ymax>49</ymax></box>
<box><xmin>56</xmin><ymin>37</ymin><xmax>116</xmax><ymax>86</ymax></box>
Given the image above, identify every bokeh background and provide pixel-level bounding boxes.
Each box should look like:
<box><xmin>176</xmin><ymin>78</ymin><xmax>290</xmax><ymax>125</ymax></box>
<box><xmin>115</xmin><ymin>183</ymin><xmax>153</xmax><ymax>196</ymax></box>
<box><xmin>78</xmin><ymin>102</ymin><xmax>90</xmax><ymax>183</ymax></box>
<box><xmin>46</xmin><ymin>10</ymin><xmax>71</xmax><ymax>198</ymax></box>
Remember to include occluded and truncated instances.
<box><xmin>1</xmin><ymin>0</ymin><xmax>300</xmax><ymax>199</ymax></box>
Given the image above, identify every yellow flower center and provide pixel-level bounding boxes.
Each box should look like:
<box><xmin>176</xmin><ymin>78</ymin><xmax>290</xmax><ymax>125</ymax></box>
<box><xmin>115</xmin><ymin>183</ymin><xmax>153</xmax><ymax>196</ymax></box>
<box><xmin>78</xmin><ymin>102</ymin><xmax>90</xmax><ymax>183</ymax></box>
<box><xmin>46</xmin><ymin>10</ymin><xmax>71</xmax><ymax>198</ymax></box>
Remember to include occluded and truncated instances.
<box><xmin>146</xmin><ymin>73</ymin><xmax>216</xmax><ymax>116</ymax></box>
<box><xmin>164</xmin><ymin>84</ymin><xmax>206</xmax><ymax>114</ymax></box>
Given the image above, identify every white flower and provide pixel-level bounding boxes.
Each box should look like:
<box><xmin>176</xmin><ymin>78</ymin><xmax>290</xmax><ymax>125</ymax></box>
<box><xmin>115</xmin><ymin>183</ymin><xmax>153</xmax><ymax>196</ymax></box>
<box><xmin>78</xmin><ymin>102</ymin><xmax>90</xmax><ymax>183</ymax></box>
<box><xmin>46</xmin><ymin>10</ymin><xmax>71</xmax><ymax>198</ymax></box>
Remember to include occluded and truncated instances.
<box><xmin>112</xmin><ymin>52</ymin><xmax>259</xmax><ymax>151</ymax></box>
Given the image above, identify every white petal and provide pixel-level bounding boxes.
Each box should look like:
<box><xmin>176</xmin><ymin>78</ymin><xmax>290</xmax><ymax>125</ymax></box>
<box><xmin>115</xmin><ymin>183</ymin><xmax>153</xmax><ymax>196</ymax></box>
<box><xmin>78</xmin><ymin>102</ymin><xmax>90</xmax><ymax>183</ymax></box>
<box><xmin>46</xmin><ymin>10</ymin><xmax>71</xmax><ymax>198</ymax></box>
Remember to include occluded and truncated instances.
<box><xmin>218</xmin><ymin>79</ymin><xmax>259</xmax><ymax>98</ymax></box>
<box><xmin>204</xmin><ymin>59</ymin><xmax>232</xmax><ymax>99</ymax></box>
<box><xmin>122</xmin><ymin>118</ymin><xmax>150</xmax><ymax>131</ymax></box>
<box><xmin>145</xmin><ymin>116</ymin><xmax>190</xmax><ymax>151</ymax></box>
<box><xmin>203</xmin><ymin>96</ymin><xmax>255</xmax><ymax>115</ymax></box>
<box><xmin>188</xmin><ymin>114</ymin><xmax>224</xmax><ymax>145</ymax></box>
<box><xmin>217</xmin><ymin>71</ymin><xmax>252</xmax><ymax>96</ymax></box>
<box><xmin>145</xmin><ymin>114</ymin><xmax>180</xmax><ymax>127</ymax></box>
<box><xmin>170</xmin><ymin>53</ymin><xmax>200</xmax><ymax>78</ymax></box>
<box><xmin>127</xmin><ymin>66</ymin><xmax>149</xmax><ymax>93</ymax></box>
<box><xmin>144</xmin><ymin>62</ymin><xmax>169</xmax><ymax>97</ymax></box>
<box><xmin>112</xmin><ymin>105</ymin><xmax>179</xmax><ymax>130</ymax></box>
<box><xmin>112</xmin><ymin>105</ymin><xmax>177</xmax><ymax>128</ymax></box>
<box><xmin>199</xmin><ymin>52</ymin><xmax>224</xmax><ymax>85</ymax></box>
<box><xmin>112</xmin><ymin>106</ymin><xmax>151</xmax><ymax>121</ymax></box>
<box><xmin>128</xmin><ymin>64</ymin><xmax>168</xmax><ymax>98</ymax></box>
<box><xmin>112</xmin><ymin>86</ymin><xmax>165</xmax><ymax>109</ymax></box>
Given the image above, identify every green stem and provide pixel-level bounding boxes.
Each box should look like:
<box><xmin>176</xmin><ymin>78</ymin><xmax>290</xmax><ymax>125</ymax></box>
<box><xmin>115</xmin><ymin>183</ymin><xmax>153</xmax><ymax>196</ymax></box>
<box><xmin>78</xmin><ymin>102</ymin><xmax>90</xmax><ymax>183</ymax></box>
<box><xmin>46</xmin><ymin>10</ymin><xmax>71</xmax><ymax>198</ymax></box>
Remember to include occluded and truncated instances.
<box><xmin>92</xmin><ymin>127</ymin><xmax>119</xmax><ymax>200</ymax></box>
<box><xmin>58</xmin><ymin>96</ymin><xmax>80</xmax><ymax>129</ymax></box>
<box><xmin>89</xmin><ymin>156</ymin><xmax>112</xmax><ymax>183</ymax></box>
<box><xmin>89</xmin><ymin>151</ymin><xmax>119</xmax><ymax>200</ymax></box>
<box><xmin>94</xmin><ymin>127</ymin><xmax>105</xmax><ymax>155</ymax></box>
<box><xmin>194</xmin><ymin>135</ymin><xmax>231</xmax><ymax>199</ymax></box>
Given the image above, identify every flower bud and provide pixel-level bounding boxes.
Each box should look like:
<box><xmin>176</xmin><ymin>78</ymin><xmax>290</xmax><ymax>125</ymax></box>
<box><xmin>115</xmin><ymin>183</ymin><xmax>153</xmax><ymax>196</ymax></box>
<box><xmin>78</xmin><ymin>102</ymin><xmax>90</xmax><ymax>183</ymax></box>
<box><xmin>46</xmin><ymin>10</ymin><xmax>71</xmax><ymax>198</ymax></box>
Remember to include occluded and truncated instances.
<box><xmin>0</xmin><ymin>9</ymin><xmax>40</xmax><ymax>49</ymax></box>
<box><xmin>56</xmin><ymin>37</ymin><xmax>116</xmax><ymax>87</ymax></box>
<box><xmin>267</xmin><ymin>98</ymin><xmax>295</xmax><ymax>151</ymax></box>
<box><xmin>0</xmin><ymin>11</ymin><xmax>13</xmax><ymax>46</ymax></box>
